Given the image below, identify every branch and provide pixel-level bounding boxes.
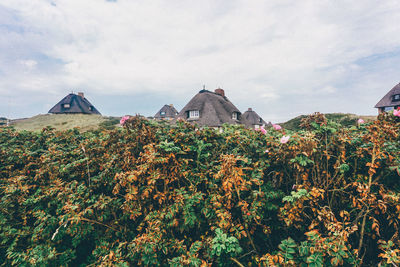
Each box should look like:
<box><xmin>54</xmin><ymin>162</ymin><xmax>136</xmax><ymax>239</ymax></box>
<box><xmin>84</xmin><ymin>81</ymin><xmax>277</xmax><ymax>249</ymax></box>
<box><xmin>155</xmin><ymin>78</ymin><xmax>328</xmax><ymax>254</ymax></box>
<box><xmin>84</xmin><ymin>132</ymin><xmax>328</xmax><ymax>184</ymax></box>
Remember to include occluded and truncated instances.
<box><xmin>357</xmin><ymin>143</ymin><xmax>377</xmax><ymax>256</ymax></box>
<box><xmin>230</xmin><ymin>257</ymin><xmax>245</xmax><ymax>267</ymax></box>
<box><xmin>78</xmin><ymin>217</ymin><xmax>120</xmax><ymax>232</ymax></box>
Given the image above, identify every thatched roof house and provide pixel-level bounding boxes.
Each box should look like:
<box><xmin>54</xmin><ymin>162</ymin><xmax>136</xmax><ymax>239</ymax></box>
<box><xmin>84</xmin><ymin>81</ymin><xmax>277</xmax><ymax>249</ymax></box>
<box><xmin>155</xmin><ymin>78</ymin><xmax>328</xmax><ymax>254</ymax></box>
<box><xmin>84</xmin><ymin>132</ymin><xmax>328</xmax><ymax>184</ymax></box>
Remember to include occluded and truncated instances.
<box><xmin>177</xmin><ymin>88</ymin><xmax>248</xmax><ymax>127</ymax></box>
<box><xmin>154</xmin><ymin>104</ymin><xmax>178</xmax><ymax>120</ymax></box>
<box><xmin>375</xmin><ymin>83</ymin><xmax>400</xmax><ymax>113</ymax></box>
<box><xmin>242</xmin><ymin>108</ymin><xmax>268</xmax><ymax>129</ymax></box>
<box><xmin>48</xmin><ymin>92</ymin><xmax>101</xmax><ymax>115</ymax></box>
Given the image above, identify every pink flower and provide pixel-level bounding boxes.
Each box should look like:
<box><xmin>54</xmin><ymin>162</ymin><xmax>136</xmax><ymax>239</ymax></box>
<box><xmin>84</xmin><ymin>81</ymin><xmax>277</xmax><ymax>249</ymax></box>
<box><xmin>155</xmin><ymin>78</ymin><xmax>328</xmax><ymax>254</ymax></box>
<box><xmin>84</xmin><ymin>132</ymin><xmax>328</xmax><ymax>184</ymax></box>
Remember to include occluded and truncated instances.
<box><xmin>394</xmin><ymin>108</ymin><xmax>400</xmax><ymax>117</ymax></box>
<box><xmin>256</xmin><ymin>126</ymin><xmax>267</xmax><ymax>134</ymax></box>
<box><xmin>265</xmin><ymin>149</ymin><xmax>269</xmax><ymax>153</ymax></box>
<box><xmin>272</xmin><ymin>124</ymin><xmax>282</xmax><ymax>130</ymax></box>
<box><xmin>280</xmin><ymin>135</ymin><xmax>290</xmax><ymax>144</ymax></box>
<box><xmin>120</xmin><ymin>115</ymin><xmax>130</xmax><ymax>125</ymax></box>
<box><xmin>357</xmin><ymin>118</ymin><xmax>365</xmax><ymax>124</ymax></box>
<box><xmin>260</xmin><ymin>126</ymin><xmax>267</xmax><ymax>134</ymax></box>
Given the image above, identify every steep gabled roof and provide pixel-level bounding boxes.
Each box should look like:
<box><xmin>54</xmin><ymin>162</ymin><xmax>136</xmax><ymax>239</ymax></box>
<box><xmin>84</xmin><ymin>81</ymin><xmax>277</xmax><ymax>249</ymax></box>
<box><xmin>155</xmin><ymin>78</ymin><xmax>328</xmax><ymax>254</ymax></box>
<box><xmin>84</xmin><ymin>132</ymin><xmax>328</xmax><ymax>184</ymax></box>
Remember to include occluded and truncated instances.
<box><xmin>375</xmin><ymin>83</ymin><xmax>400</xmax><ymax>108</ymax></box>
<box><xmin>177</xmin><ymin>89</ymin><xmax>247</xmax><ymax>127</ymax></box>
<box><xmin>48</xmin><ymin>93</ymin><xmax>101</xmax><ymax>115</ymax></box>
<box><xmin>154</xmin><ymin>104</ymin><xmax>178</xmax><ymax>119</ymax></box>
<box><xmin>242</xmin><ymin>108</ymin><xmax>267</xmax><ymax>126</ymax></box>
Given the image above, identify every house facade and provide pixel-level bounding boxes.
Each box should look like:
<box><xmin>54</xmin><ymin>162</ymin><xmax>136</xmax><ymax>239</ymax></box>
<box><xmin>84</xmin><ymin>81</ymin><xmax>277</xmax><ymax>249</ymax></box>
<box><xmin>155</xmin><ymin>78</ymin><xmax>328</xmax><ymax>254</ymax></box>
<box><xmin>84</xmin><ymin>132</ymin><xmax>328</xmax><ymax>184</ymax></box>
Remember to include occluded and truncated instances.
<box><xmin>375</xmin><ymin>83</ymin><xmax>400</xmax><ymax>113</ymax></box>
<box><xmin>242</xmin><ymin>108</ymin><xmax>269</xmax><ymax>129</ymax></box>
<box><xmin>177</xmin><ymin>88</ymin><xmax>249</xmax><ymax>127</ymax></box>
<box><xmin>154</xmin><ymin>104</ymin><xmax>178</xmax><ymax>120</ymax></box>
<box><xmin>48</xmin><ymin>92</ymin><xmax>101</xmax><ymax>115</ymax></box>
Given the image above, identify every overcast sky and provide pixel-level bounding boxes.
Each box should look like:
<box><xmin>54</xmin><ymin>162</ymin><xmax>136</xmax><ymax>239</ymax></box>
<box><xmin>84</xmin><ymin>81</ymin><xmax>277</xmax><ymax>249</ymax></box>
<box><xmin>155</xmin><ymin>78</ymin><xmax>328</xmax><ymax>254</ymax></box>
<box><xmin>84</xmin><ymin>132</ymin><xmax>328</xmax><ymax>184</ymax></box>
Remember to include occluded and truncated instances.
<box><xmin>1</xmin><ymin>0</ymin><xmax>400</xmax><ymax>122</ymax></box>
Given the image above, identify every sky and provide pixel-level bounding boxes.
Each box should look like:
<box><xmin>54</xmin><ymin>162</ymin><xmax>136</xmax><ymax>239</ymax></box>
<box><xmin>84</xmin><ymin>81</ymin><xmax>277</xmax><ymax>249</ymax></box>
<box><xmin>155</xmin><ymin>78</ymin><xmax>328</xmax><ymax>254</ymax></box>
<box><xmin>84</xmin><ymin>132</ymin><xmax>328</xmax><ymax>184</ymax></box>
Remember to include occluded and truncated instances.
<box><xmin>1</xmin><ymin>0</ymin><xmax>400</xmax><ymax>123</ymax></box>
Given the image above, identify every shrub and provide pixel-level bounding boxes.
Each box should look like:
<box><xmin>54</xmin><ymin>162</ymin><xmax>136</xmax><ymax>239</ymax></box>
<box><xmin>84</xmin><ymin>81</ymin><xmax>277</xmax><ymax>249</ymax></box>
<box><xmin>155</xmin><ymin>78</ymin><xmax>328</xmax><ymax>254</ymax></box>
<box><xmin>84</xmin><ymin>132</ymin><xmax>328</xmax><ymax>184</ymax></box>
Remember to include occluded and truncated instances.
<box><xmin>0</xmin><ymin>113</ymin><xmax>399</xmax><ymax>266</ymax></box>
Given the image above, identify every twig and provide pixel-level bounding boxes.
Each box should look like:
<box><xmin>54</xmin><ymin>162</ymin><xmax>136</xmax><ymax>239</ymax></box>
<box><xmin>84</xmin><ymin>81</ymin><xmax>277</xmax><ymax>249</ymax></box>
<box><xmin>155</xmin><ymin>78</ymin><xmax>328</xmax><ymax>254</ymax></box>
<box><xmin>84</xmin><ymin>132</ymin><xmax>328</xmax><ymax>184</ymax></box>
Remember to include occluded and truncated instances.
<box><xmin>357</xmin><ymin>143</ymin><xmax>376</xmax><ymax>256</ymax></box>
<box><xmin>79</xmin><ymin>217</ymin><xmax>119</xmax><ymax>232</ymax></box>
<box><xmin>230</xmin><ymin>257</ymin><xmax>245</xmax><ymax>267</ymax></box>
<box><xmin>238</xmin><ymin>249</ymin><xmax>256</xmax><ymax>259</ymax></box>
<box><xmin>239</xmin><ymin>217</ymin><xmax>258</xmax><ymax>253</ymax></box>
<box><xmin>81</xmin><ymin>145</ymin><xmax>91</xmax><ymax>187</ymax></box>
<box><xmin>51</xmin><ymin>220</ymin><xmax>68</xmax><ymax>240</ymax></box>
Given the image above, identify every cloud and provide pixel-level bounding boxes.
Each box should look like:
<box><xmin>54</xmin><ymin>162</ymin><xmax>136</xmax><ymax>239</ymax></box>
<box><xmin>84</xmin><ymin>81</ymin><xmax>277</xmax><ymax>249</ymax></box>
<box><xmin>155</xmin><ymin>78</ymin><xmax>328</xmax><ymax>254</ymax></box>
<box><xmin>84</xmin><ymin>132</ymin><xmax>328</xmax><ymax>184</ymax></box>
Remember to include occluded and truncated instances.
<box><xmin>318</xmin><ymin>86</ymin><xmax>337</xmax><ymax>94</ymax></box>
<box><xmin>261</xmin><ymin>92</ymin><xmax>280</xmax><ymax>100</ymax></box>
<box><xmin>19</xmin><ymin>59</ymin><xmax>37</xmax><ymax>70</ymax></box>
<box><xmin>1</xmin><ymin>0</ymin><xmax>400</xmax><ymax>121</ymax></box>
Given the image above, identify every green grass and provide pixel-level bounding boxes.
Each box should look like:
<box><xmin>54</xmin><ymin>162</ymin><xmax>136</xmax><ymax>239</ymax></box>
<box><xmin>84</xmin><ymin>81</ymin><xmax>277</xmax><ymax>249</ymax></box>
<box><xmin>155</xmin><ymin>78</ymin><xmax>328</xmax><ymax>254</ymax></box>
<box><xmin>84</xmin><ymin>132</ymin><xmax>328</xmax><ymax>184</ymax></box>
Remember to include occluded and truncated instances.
<box><xmin>9</xmin><ymin>114</ymin><xmax>120</xmax><ymax>132</ymax></box>
<box><xmin>281</xmin><ymin>113</ymin><xmax>377</xmax><ymax>131</ymax></box>
<box><xmin>0</xmin><ymin>117</ymin><xmax>7</xmax><ymax>126</ymax></box>
<box><xmin>7</xmin><ymin>112</ymin><xmax>377</xmax><ymax>132</ymax></box>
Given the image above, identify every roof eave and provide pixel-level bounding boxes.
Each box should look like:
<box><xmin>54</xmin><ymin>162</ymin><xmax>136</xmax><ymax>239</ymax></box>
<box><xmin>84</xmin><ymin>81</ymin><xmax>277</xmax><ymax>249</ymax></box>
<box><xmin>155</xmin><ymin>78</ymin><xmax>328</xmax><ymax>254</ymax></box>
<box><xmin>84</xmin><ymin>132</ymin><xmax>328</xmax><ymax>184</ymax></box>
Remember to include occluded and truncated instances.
<box><xmin>375</xmin><ymin>103</ymin><xmax>398</xmax><ymax>108</ymax></box>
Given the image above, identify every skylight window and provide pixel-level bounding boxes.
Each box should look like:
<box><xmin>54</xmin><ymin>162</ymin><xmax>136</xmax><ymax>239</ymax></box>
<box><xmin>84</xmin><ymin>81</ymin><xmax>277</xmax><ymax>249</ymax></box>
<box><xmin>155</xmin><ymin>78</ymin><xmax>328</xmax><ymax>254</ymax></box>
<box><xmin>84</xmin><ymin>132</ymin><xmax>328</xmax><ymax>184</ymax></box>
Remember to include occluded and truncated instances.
<box><xmin>232</xmin><ymin>112</ymin><xmax>238</xmax><ymax>120</ymax></box>
<box><xmin>63</xmin><ymin>103</ymin><xmax>70</xmax><ymax>109</ymax></box>
<box><xmin>189</xmin><ymin>110</ymin><xmax>199</xmax><ymax>118</ymax></box>
<box><xmin>160</xmin><ymin>111</ymin><xmax>166</xmax><ymax>116</ymax></box>
<box><xmin>393</xmin><ymin>94</ymin><xmax>400</xmax><ymax>102</ymax></box>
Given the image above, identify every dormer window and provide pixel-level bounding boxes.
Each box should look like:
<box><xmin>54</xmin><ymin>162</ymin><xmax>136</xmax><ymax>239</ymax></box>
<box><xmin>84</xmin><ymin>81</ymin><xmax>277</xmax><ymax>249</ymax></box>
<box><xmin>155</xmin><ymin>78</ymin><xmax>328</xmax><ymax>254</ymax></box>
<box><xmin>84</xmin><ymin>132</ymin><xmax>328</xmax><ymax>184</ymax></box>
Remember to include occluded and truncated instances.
<box><xmin>232</xmin><ymin>112</ymin><xmax>239</xmax><ymax>120</ymax></box>
<box><xmin>63</xmin><ymin>103</ymin><xmax>70</xmax><ymax>109</ymax></box>
<box><xmin>393</xmin><ymin>94</ymin><xmax>400</xmax><ymax>102</ymax></box>
<box><xmin>188</xmin><ymin>110</ymin><xmax>199</xmax><ymax>118</ymax></box>
<box><xmin>160</xmin><ymin>111</ymin><xmax>166</xmax><ymax>116</ymax></box>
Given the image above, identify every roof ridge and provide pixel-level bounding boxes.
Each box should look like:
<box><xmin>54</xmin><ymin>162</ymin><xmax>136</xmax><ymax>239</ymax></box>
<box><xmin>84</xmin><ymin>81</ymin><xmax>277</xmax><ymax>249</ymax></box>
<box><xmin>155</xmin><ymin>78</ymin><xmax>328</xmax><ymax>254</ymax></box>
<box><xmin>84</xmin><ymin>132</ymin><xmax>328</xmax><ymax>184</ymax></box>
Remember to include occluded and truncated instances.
<box><xmin>48</xmin><ymin>93</ymin><xmax>101</xmax><ymax>115</ymax></box>
<box><xmin>375</xmin><ymin>83</ymin><xmax>400</xmax><ymax>108</ymax></box>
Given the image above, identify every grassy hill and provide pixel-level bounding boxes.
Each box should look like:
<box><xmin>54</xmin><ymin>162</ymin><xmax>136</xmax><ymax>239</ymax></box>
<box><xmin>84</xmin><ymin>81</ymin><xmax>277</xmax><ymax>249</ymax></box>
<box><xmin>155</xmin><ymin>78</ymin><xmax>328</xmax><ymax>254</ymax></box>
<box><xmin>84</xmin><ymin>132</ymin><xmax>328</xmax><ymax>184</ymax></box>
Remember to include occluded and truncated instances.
<box><xmin>9</xmin><ymin>114</ymin><xmax>120</xmax><ymax>132</ymax></box>
<box><xmin>0</xmin><ymin>117</ymin><xmax>7</xmax><ymax>126</ymax></box>
<box><xmin>281</xmin><ymin>113</ymin><xmax>377</xmax><ymax>131</ymax></box>
<box><xmin>6</xmin><ymin>112</ymin><xmax>377</xmax><ymax>132</ymax></box>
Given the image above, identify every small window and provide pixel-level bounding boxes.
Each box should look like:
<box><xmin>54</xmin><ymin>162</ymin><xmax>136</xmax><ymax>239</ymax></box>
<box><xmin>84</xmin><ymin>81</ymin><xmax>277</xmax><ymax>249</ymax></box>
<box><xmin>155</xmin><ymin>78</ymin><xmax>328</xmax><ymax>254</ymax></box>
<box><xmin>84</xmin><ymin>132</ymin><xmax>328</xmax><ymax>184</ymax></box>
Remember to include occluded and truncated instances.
<box><xmin>189</xmin><ymin>110</ymin><xmax>199</xmax><ymax>118</ymax></box>
<box><xmin>63</xmin><ymin>103</ymin><xmax>70</xmax><ymax>109</ymax></box>
<box><xmin>89</xmin><ymin>106</ymin><xmax>93</xmax><ymax>111</ymax></box>
<box><xmin>393</xmin><ymin>94</ymin><xmax>400</xmax><ymax>102</ymax></box>
<box><xmin>160</xmin><ymin>111</ymin><xmax>166</xmax><ymax>116</ymax></box>
<box><xmin>384</xmin><ymin>106</ymin><xmax>394</xmax><ymax>112</ymax></box>
<box><xmin>232</xmin><ymin>112</ymin><xmax>238</xmax><ymax>120</ymax></box>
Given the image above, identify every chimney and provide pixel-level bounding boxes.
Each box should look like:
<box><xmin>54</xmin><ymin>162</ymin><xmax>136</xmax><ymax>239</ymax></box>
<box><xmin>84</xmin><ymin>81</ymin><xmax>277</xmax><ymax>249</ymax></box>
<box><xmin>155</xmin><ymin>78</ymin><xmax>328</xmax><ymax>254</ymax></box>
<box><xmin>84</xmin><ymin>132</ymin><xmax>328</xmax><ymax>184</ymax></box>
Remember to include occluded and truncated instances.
<box><xmin>248</xmin><ymin>108</ymin><xmax>252</xmax><ymax>112</ymax></box>
<box><xmin>169</xmin><ymin>104</ymin><xmax>174</xmax><ymax>107</ymax></box>
<box><xmin>214</xmin><ymin>88</ymin><xmax>225</xmax><ymax>97</ymax></box>
<box><xmin>78</xmin><ymin>92</ymin><xmax>84</xmax><ymax>98</ymax></box>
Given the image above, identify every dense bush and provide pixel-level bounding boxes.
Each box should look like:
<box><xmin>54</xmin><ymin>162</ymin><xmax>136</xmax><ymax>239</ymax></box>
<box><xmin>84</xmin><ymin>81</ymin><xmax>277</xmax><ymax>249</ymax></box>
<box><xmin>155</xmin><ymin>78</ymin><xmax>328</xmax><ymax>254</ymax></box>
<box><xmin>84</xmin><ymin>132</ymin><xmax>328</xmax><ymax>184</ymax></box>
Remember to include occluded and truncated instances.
<box><xmin>0</xmin><ymin>112</ymin><xmax>399</xmax><ymax>266</ymax></box>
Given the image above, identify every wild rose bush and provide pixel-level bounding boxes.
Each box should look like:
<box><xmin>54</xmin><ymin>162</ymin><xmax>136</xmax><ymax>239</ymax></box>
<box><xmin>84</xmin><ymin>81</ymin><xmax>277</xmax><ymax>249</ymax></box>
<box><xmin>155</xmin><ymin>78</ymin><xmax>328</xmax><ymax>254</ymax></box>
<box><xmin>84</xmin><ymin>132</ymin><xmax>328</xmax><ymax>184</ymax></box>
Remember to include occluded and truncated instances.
<box><xmin>0</xmin><ymin>112</ymin><xmax>399</xmax><ymax>266</ymax></box>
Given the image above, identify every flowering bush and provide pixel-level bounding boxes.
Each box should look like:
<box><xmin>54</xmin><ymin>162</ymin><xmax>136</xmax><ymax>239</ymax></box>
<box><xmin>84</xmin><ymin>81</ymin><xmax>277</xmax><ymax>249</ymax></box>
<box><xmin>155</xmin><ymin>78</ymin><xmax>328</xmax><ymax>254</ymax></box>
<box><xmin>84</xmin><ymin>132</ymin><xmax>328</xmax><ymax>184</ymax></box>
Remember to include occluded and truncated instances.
<box><xmin>0</xmin><ymin>112</ymin><xmax>399</xmax><ymax>266</ymax></box>
<box><xmin>119</xmin><ymin>115</ymin><xmax>130</xmax><ymax>125</ymax></box>
<box><xmin>280</xmin><ymin>135</ymin><xmax>290</xmax><ymax>144</ymax></box>
<box><xmin>394</xmin><ymin>108</ymin><xmax>400</xmax><ymax>117</ymax></box>
<box><xmin>272</xmin><ymin>124</ymin><xmax>282</xmax><ymax>130</ymax></box>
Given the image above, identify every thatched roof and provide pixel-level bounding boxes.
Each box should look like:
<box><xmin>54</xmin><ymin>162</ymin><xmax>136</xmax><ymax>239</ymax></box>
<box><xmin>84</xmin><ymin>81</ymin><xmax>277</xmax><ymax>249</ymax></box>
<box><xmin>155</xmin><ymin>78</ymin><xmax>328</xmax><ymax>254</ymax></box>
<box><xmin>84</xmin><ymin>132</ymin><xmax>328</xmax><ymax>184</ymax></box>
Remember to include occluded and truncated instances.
<box><xmin>375</xmin><ymin>83</ymin><xmax>400</xmax><ymax>108</ymax></box>
<box><xmin>154</xmin><ymin>104</ymin><xmax>178</xmax><ymax>119</ymax></box>
<box><xmin>48</xmin><ymin>93</ymin><xmax>101</xmax><ymax>115</ymax></box>
<box><xmin>242</xmin><ymin>108</ymin><xmax>267</xmax><ymax>126</ymax></box>
<box><xmin>177</xmin><ymin>89</ymin><xmax>248</xmax><ymax>127</ymax></box>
